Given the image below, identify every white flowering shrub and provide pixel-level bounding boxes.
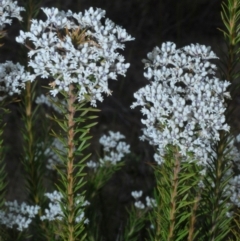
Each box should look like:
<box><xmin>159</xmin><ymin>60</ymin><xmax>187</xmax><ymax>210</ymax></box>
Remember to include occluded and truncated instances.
<box><xmin>0</xmin><ymin>0</ymin><xmax>239</xmax><ymax>240</ymax></box>
<box><xmin>16</xmin><ymin>7</ymin><xmax>134</xmax><ymax>106</ymax></box>
<box><xmin>131</xmin><ymin>42</ymin><xmax>230</xmax><ymax>166</ymax></box>
<box><xmin>14</xmin><ymin>6</ymin><xmax>134</xmax><ymax>241</ymax></box>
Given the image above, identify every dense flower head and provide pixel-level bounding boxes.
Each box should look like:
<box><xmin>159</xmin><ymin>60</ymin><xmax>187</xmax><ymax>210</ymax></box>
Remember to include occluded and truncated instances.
<box><xmin>0</xmin><ymin>61</ymin><xmax>27</xmax><ymax>100</ymax></box>
<box><xmin>16</xmin><ymin>7</ymin><xmax>134</xmax><ymax>106</ymax></box>
<box><xmin>0</xmin><ymin>0</ymin><xmax>25</xmax><ymax>29</ymax></box>
<box><xmin>131</xmin><ymin>42</ymin><xmax>230</xmax><ymax>166</ymax></box>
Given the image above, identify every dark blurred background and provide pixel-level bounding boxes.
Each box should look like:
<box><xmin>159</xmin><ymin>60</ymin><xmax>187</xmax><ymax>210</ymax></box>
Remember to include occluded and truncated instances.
<box><xmin>2</xmin><ymin>0</ymin><xmax>231</xmax><ymax>240</ymax></box>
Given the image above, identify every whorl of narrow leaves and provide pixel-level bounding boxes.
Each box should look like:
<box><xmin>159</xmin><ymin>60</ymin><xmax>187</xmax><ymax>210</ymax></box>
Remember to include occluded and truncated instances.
<box><xmin>219</xmin><ymin>0</ymin><xmax>240</xmax><ymax>97</ymax></box>
<box><xmin>195</xmin><ymin>133</ymin><xmax>234</xmax><ymax>241</ymax></box>
<box><xmin>218</xmin><ymin>0</ymin><xmax>240</xmax><ymax>239</ymax></box>
<box><xmin>151</xmin><ymin>147</ymin><xmax>203</xmax><ymax>241</ymax></box>
<box><xmin>49</xmin><ymin>90</ymin><xmax>99</xmax><ymax>240</ymax></box>
<box><xmin>220</xmin><ymin>0</ymin><xmax>240</xmax><ymax>47</ymax></box>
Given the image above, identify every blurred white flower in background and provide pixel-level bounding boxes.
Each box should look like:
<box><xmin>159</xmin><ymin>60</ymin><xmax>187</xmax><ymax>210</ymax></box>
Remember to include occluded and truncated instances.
<box><xmin>99</xmin><ymin>131</ymin><xmax>130</xmax><ymax>165</ymax></box>
<box><xmin>0</xmin><ymin>201</ymin><xmax>39</xmax><ymax>231</ymax></box>
<box><xmin>131</xmin><ymin>190</ymin><xmax>143</xmax><ymax>200</ymax></box>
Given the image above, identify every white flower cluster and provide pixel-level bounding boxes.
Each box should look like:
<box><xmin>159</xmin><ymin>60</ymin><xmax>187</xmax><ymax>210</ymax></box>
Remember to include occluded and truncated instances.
<box><xmin>0</xmin><ymin>0</ymin><xmax>25</xmax><ymax>29</ymax></box>
<box><xmin>41</xmin><ymin>191</ymin><xmax>89</xmax><ymax>224</ymax></box>
<box><xmin>0</xmin><ymin>61</ymin><xmax>27</xmax><ymax>100</ymax></box>
<box><xmin>40</xmin><ymin>191</ymin><xmax>62</xmax><ymax>221</ymax></box>
<box><xmin>35</xmin><ymin>94</ymin><xmax>66</xmax><ymax>114</ymax></box>
<box><xmin>99</xmin><ymin>131</ymin><xmax>130</xmax><ymax>165</ymax></box>
<box><xmin>87</xmin><ymin>131</ymin><xmax>130</xmax><ymax>167</ymax></box>
<box><xmin>0</xmin><ymin>2</ymin><xmax>27</xmax><ymax>100</ymax></box>
<box><xmin>131</xmin><ymin>190</ymin><xmax>143</xmax><ymax>199</ymax></box>
<box><xmin>0</xmin><ymin>200</ymin><xmax>40</xmax><ymax>231</ymax></box>
<box><xmin>131</xmin><ymin>190</ymin><xmax>156</xmax><ymax>210</ymax></box>
<box><xmin>131</xmin><ymin>42</ymin><xmax>230</xmax><ymax>166</ymax></box>
<box><xmin>16</xmin><ymin>7</ymin><xmax>134</xmax><ymax>106</ymax></box>
<box><xmin>86</xmin><ymin>160</ymin><xmax>98</xmax><ymax>169</ymax></box>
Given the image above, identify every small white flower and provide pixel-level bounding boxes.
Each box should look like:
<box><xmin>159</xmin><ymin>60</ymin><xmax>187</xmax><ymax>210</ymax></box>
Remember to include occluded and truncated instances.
<box><xmin>131</xmin><ymin>190</ymin><xmax>143</xmax><ymax>199</ymax></box>
<box><xmin>145</xmin><ymin>196</ymin><xmax>157</xmax><ymax>208</ymax></box>
<box><xmin>134</xmin><ymin>201</ymin><xmax>145</xmax><ymax>209</ymax></box>
<box><xmin>86</xmin><ymin>160</ymin><xmax>98</xmax><ymax>169</ymax></box>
